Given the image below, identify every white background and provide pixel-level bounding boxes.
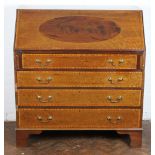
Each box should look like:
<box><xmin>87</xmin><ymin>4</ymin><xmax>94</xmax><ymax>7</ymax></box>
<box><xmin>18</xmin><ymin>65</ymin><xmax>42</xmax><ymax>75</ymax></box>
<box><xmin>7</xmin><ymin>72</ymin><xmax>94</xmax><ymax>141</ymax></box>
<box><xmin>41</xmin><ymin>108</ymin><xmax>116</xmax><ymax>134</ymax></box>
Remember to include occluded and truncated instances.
<box><xmin>4</xmin><ymin>1</ymin><xmax>151</xmax><ymax>121</ymax></box>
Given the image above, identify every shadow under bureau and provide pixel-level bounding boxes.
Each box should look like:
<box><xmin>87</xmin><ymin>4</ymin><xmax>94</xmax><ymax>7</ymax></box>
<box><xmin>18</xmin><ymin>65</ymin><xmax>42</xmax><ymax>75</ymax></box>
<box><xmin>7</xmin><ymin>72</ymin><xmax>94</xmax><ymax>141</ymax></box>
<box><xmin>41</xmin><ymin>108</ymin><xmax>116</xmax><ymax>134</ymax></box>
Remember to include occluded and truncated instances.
<box><xmin>14</xmin><ymin>9</ymin><xmax>145</xmax><ymax>147</ymax></box>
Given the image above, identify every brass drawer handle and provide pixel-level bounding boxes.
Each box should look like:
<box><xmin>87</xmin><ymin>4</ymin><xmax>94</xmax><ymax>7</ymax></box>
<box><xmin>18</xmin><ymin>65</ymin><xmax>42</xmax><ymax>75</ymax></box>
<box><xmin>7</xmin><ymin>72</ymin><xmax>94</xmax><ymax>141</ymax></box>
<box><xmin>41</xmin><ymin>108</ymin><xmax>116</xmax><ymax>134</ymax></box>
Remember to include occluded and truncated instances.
<box><xmin>37</xmin><ymin>95</ymin><xmax>52</xmax><ymax>103</ymax></box>
<box><xmin>119</xmin><ymin>59</ymin><xmax>124</xmax><ymax>65</ymax></box>
<box><xmin>107</xmin><ymin>59</ymin><xmax>115</xmax><ymax>66</ymax></box>
<box><xmin>107</xmin><ymin>96</ymin><xmax>122</xmax><ymax>103</ymax></box>
<box><xmin>107</xmin><ymin>116</ymin><xmax>122</xmax><ymax>124</ymax></box>
<box><xmin>107</xmin><ymin>59</ymin><xmax>124</xmax><ymax>66</ymax></box>
<box><xmin>35</xmin><ymin>59</ymin><xmax>52</xmax><ymax>67</ymax></box>
<box><xmin>36</xmin><ymin>76</ymin><xmax>52</xmax><ymax>84</ymax></box>
<box><xmin>37</xmin><ymin>115</ymin><xmax>53</xmax><ymax>123</ymax></box>
<box><xmin>108</xmin><ymin>77</ymin><xmax>123</xmax><ymax>84</ymax></box>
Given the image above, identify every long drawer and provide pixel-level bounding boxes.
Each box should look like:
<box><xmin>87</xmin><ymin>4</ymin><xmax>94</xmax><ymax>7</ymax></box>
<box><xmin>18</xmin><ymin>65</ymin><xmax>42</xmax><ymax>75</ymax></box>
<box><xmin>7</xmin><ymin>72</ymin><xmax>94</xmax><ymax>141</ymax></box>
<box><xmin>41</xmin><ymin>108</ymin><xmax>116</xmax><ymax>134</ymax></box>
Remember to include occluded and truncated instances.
<box><xmin>17</xmin><ymin>108</ymin><xmax>141</xmax><ymax>129</ymax></box>
<box><xmin>22</xmin><ymin>54</ymin><xmax>137</xmax><ymax>69</ymax></box>
<box><xmin>16</xmin><ymin>71</ymin><xmax>142</xmax><ymax>88</ymax></box>
<box><xmin>17</xmin><ymin>89</ymin><xmax>141</xmax><ymax>107</ymax></box>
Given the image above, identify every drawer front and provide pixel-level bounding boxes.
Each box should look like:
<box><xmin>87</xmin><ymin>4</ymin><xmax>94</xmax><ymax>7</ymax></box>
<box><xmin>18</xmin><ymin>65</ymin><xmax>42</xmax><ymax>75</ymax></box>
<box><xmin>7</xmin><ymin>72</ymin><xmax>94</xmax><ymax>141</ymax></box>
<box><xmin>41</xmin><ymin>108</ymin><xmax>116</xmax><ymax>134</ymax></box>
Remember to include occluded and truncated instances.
<box><xmin>17</xmin><ymin>89</ymin><xmax>141</xmax><ymax>107</ymax></box>
<box><xmin>17</xmin><ymin>71</ymin><xmax>142</xmax><ymax>88</ymax></box>
<box><xmin>22</xmin><ymin>54</ymin><xmax>137</xmax><ymax>69</ymax></box>
<box><xmin>17</xmin><ymin>109</ymin><xmax>141</xmax><ymax>129</ymax></box>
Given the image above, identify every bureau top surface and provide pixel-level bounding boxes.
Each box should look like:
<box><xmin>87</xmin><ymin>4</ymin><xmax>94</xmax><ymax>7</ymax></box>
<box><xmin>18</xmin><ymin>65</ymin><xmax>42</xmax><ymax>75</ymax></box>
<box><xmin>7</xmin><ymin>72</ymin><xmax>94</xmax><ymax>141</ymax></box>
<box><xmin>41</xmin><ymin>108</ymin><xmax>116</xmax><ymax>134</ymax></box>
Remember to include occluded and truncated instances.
<box><xmin>14</xmin><ymin>9</ymin><xmax>145</xmax><ymax>52</ymax></box>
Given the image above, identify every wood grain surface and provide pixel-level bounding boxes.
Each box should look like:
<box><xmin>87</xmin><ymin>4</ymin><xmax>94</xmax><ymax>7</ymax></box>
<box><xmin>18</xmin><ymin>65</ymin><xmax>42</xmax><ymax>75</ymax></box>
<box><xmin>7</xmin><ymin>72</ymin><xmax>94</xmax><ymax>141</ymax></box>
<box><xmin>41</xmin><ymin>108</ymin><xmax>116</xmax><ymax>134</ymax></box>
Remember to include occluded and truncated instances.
<box><xmin>17</xmin><ymin>71</ymin><xmax>142</xmax><ymax>88</ymax></box>
<box><xmin>17</xmin><ymin>108</ymin><xmax>141</xmax><ymax>129</ymax></box>
<box><xmin>14</xmin><ymin>10</ymin><xmax>145</xmax><ymax>51</ymax></box>
<box><xmin>17</xmin><ymin>89</ymin><xmax>142</xmax><ymax>107</ymax></box>
<box><xmin>39</xmin><ymin>16</ymin><xmax>121</xmax><ymax>43</ymax></box>
<box><xmin>22</xmin><ymin>54</ymin><xmax>137</xmax><ymax>69</ymax></box>
<box><xmin>14</xmin><ymin>10</ymin><xmax>145</xmax><ymax>148</ymax></box>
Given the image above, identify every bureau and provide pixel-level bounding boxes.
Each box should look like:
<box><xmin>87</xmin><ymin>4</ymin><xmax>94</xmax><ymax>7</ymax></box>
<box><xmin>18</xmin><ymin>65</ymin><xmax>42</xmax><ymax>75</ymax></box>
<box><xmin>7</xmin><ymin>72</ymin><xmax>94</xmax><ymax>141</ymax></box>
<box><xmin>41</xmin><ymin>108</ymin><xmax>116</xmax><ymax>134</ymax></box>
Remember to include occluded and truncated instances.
<box><xmin>14</xmin><ymin>9</ymin><xmax>145</xmax><ymax>147</ymax></box>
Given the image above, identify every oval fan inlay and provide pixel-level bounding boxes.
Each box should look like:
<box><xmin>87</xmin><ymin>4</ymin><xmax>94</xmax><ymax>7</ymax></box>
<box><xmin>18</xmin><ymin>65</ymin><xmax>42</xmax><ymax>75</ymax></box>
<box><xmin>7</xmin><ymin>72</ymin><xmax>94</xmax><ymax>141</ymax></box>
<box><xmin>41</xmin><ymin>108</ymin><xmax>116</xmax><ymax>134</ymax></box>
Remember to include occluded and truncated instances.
<box><xmin>39</xmin><ymin>16</ymin><xmax>121</xmax><ymax>43</ymax></box>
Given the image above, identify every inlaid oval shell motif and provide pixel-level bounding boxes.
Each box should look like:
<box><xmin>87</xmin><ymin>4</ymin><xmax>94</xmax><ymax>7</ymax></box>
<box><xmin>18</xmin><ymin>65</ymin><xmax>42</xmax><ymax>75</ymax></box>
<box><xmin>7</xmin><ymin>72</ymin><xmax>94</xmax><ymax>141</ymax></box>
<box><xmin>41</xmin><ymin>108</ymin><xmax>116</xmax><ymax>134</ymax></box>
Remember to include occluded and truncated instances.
<box><xmin>39</xmin><ymin>16</ymin><xmax>121</xmax><ymax>43</ymax></box>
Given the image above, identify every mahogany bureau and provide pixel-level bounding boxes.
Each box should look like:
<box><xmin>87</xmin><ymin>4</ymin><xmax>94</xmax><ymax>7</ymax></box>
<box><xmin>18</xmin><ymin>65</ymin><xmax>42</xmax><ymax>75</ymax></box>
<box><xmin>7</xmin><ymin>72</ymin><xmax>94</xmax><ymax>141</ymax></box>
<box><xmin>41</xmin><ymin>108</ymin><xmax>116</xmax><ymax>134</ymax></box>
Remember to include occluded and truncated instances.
<box><xmin>14</xmin><ymin>9</ymin><xmax>145</xmax><ymax>147</ymax></box>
